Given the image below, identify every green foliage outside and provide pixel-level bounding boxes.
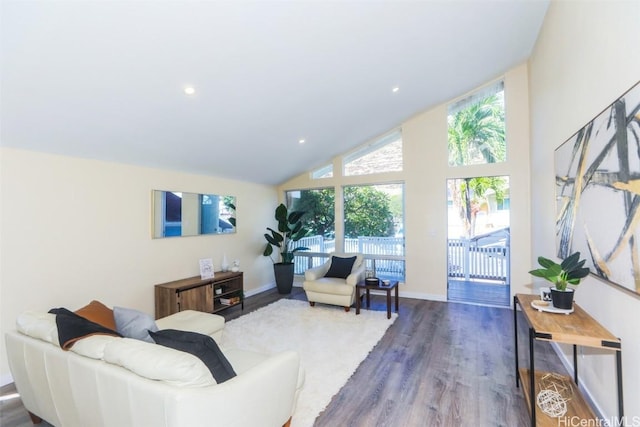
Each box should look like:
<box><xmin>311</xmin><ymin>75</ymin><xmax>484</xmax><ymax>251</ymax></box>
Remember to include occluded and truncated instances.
<box><xmin>448</xmin><ymin>93</ymin><xmax>505</xmax><ymax>167</ymax></box>
<box><xmin>291</xmin><ymin>186</ymin><xmax>396</xmax><ymax>239</ymax></box>
<box><xmin>448</xmin><ymin>92</ymin><xmax>507</xmax><ymax>238</ymax></box>
<box><xmin>291</xmin><ymin>188</ymin><xmax>335</xmax><ymax>238</ymax></box>
<box><xmin>343</xmin><ymin>186</ymin><xmax>394</xmax><ymax>238</ymax></box>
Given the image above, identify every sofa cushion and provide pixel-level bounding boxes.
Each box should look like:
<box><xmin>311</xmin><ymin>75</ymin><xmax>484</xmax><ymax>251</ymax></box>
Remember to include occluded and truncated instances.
<box><xmin>150</xmin><ymin>329</ymin><xmax>237</xmax><ymax>383</ymax></box>
<box><xmin>70</xmin><ymin>334</ymin><xmax>120</xmax><ymax>359</ymax></box>
<box><xmin>155</xmin><ymin>310</ymin><xmax>225</xmax><ymax>342</ymax></box>
<box><xmin>324</xmin><ymin>256</ymin><xmax>357</xmax><ymax>279</ymax></box>
<box><xmin>103</xmin><ymin>337</ymin><xmax>216</xmax><ymax>387</ymax></box>
<box><xmin>75</xmin><ymin>300</ymin><xmax>117</xmax><ymax>331</ymax></box>
<box><xmin>114</xmin><ymin>306</ymin><xmax>158</xmax><ymax>343</ymax></box>
<box><xmin>16</xmin><ymin>311</ymin><xmax>59</xmax><ymax>346</ymax></box>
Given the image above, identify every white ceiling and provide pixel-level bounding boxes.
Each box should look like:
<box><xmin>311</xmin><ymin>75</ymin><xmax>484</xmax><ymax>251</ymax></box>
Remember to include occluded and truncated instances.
<box><xmin>1</xmin><ymin>0</ymin><xmax>549</xmax><ymax>185</ymax></box>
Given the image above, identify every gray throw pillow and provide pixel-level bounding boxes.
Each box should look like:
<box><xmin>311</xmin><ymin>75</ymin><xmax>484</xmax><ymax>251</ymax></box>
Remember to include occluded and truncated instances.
<box><xmin>113</xmin><ymin>306</ymin><xmax>158</xmax><ymax>343</ymax></box>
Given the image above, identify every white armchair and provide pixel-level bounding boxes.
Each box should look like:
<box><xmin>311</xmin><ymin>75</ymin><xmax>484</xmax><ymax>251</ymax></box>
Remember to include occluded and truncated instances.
<box><xmin>302</xmin><ymin>253</ymin><xmax>366</xmax><ymax>311</ymax></box>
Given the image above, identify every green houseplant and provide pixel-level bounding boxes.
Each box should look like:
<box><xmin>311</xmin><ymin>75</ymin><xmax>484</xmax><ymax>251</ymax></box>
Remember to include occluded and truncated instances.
<box><xmin>528</xmin><ymin>251</ymin><xmax>590</xmax><ymax>309</ymax></box>
<box><xmin>263</xmin><ymin>203</ymin><xmax>309</xmax><ymax>294</ymax></box>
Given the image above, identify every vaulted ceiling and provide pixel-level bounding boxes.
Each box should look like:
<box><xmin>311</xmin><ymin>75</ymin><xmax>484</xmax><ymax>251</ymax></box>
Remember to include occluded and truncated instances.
<box><xmin>1</xmin><ymin>1</ymin><xmax>549</xmax><ymax>185</ymax></box>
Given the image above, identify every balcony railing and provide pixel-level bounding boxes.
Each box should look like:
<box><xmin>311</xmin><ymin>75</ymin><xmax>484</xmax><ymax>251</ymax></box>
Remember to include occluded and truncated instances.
<box><xmin>448</xmin><ymin>238</ymin><xmax>509</xmax><ymax>282</ymax></box>
<box><xmin>294</xmin><ymin>235</ymin><xmax>405</xmax><ymax>281</ymax></box>
<box><xmin>292</xmin><ymin>233</ymin><xmax>509</xmax><ymax>284</ymax></box>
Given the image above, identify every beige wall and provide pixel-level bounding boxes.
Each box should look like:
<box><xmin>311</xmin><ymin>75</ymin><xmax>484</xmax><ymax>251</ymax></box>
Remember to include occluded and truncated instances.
<box><xmin>0</xmin><ymin>148</ymin><xmax>278</xmax><ymax>383</ymax></box>
<box><xmin>280</xmin><ymin>64</ymin><xmax>532</xmax><ymax>301</ymax></box>
<box><xmin>529</xmin><ymin>0</ymin><xmax>640</xmax><ymax>419</ymax></box>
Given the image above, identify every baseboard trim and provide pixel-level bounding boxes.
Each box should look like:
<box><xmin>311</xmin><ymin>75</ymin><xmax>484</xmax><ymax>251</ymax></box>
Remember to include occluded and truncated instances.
<box><xmin>0</xmin><ymin>373</ymin><xmax>14</xmax><ymax>388</ymax></box>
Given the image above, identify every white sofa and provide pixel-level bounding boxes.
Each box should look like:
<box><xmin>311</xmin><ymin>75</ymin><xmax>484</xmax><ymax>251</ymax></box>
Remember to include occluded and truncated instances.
<box><xmin>303</xmin><ymin>253</ymin><xmax>366</xmax><ymax>311</ymax></box>
<box><xmin>5</xmin><ymin>309</ymin><xmax>302</xmax><ymax>427</ymax></box>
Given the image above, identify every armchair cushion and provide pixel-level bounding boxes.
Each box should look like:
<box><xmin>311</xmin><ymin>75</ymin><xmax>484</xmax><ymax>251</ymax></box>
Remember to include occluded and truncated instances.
<box><xmin>324</xmin><ymin>256</ymin><xmax>357</xmax><ymax>279</ymax></box>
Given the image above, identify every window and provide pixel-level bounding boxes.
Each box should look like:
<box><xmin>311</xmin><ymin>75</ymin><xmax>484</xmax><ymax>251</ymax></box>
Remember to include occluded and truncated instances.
<box><xmin>343</xmin><ymin>184</ymin><xmax>405</xmax><ymax>281</ymax></box>
<box><xmin>343</xmin><ymin>130</ymin><xmax>402</xmax><ymax>176</ymax></box>
<box><xmin>286</xmin><ymin>188</ymin><xmax>336</xmax><ymax>273</ymax></box>
<box><xmin>311</xmin><ymin>164</ymin><xmax>333</xmax><ymax>179</ymax></box>
<box><xmin>448</xmin><ymin>81</ymin><xmax>505</xmax><ymax>167</ymax></box>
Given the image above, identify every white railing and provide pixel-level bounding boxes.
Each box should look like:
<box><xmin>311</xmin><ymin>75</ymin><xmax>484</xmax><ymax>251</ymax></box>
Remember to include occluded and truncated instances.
<box><xmin>293</xmin><ymin>235</ymin><xmax>405</xmax><ymax>280</ymax></box>
<box><xmin>293</xmin><ymin>235</ymin><xmax>508</xmax><ymax>283</ymax></box>
<box><xmin>448</xmin><ymin>238</ymin><xmax>509</xmax><ymax>282</ymax></box>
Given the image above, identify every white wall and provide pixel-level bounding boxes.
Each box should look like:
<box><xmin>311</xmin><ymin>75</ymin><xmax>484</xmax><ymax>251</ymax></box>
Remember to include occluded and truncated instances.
<box><xmin>529</xmin><ymin>0</ymin><xmax>640</xmax><ymax>419</ymax></box>
<box><xmin>280</xmin><ymin>63</ymin><xmax>533</xmax><ymax>301</ymax></box>
<box><xmin>0</xmin><ymin>147</ymin><xmax>278</xmax><ymax>384</ymax></box>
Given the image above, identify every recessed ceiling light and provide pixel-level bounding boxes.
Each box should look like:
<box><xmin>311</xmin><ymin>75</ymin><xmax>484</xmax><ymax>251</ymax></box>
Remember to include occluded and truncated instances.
<box><xmin>298</xmin><ymin>139</ymin><xmax>306</xmax><ymax>144</ymax></box>
<box><xmin>392</xmin><ymin>86</ymin><xmax>400</xmax><ymax>93</ymax></box>
<box><xmin>184</xmin><ymin>86</ymin><xmax>196</xmax><ymax>95</ymax></box>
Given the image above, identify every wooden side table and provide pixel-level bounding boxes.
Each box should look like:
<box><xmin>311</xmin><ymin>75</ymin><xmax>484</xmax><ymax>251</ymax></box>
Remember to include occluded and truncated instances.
<box><xmin>355</xmin><ymin>280</ymin><xmax>399</xmax><ymax>319</ymax></box>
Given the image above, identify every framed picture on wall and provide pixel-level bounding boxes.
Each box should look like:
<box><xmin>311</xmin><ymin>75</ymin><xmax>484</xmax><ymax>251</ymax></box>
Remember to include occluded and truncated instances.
<box><xmin>555</xmin><ymin>80</ymin><xmax>640</xmax><ymax>296</ymax></box>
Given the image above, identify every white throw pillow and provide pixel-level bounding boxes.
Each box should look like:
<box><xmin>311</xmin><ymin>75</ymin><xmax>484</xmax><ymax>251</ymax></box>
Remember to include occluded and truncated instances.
<box><xmin>103</xmin><ymin>338</ymin><xmax>216</xmax><ymax>387</ymax></box>
<box><xmin>16</xmin><ymin>311</ymin><xmax>59</xmax><ymax>346</ymax></box>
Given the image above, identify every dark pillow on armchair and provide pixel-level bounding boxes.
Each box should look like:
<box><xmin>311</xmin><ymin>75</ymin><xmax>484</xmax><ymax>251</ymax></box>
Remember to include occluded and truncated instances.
<box><xmin>324</xmin><ymin>256</ymin><xmax>357</xmax><ymax>279</ymax></box>
<box><xmin>149</xmin><ymin>329</ymin><xmax>236</xmax><ymax>383</ymax></box>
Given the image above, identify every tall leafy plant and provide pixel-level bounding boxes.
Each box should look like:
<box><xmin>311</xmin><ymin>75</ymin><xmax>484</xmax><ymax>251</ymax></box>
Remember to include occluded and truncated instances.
<box><xmin>263</xmin><ymin>203</ymin><xmax>309</xmax><ymax>264</ymax></box>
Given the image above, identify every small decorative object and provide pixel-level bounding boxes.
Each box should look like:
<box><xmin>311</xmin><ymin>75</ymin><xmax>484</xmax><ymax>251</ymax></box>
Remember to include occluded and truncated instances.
<box><xmin>529</xmin><ymin>251</ymin><xmax>589</xmax><ymax>310</ymax></box>
<box><xmin>536</xmin><ymin>389</ymin><xmax>567</xmax><ymax>418</ymax></box>
<box><xmin>231</xmin><ymin>259</ymin><xmax>240</xmax><ymax>272</ymax></box>
<box><xmin>215</xmin><ymin>287</ymin><xmax>222</xmax><ymax>295</ymax></box>
<box><xmin>536</xmin><ymin>373</ymin><xmax>573</xmax><ymax>417</ymax></box>
<box><xmin>365</xmin><ymin>277</ymin><xmax>380</xmax><ymax>286</ymax></box>
<box><xmin>199</xmin><ymin>258</ymin><xmax>214</xmax><ymax>279</ymax></box>
<box><xmin>221</xmin><ymin>254</ymin><xmax>229</xmax><ymax>272</ymax></box>
<box><xmin>539</xmin><ymin>286</ymin><xmax>552</xmax><ymax>302</ymax></box>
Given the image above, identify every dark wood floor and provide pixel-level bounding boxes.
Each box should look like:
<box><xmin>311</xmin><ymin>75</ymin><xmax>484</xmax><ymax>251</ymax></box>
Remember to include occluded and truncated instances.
<box><xmin>1</xmin><ymin>287</ymin><xmax>564</xmax><ymax>427</ymax></box>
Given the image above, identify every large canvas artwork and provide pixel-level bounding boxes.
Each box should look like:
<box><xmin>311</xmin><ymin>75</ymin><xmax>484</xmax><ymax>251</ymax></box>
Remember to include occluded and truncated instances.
<box><xmin>555</xmin><ymin>81</ymin><xmax>640</xmax><ymax>295</ymax></box>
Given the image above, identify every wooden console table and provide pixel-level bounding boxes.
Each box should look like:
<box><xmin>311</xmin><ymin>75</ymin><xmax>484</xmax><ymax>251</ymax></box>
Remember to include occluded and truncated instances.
<box><xmin>514</xmin><ymin>293</ymin><xmax>623</xmax><ymax>426</ymax></box>
<box><xmin>155</xmin><ymin>271</ymin><xmax>243</xmax><ymax>319</ymax></box>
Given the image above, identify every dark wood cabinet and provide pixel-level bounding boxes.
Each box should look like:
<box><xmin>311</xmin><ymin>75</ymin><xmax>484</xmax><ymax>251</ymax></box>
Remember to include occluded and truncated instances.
<box><xmin>155</xmin><ymin>271</ymin><xmax>243</xmax><ymax>319</ymax></box>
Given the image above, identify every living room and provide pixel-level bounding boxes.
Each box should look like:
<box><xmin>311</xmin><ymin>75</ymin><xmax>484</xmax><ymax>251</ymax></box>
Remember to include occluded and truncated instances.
<box><xmin>1</xmin><ymin>0</ymin><xmax>639</xmax><ymax>425</ymax></box>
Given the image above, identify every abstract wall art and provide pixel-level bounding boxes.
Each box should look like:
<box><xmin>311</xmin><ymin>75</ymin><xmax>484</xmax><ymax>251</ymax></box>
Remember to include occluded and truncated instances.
<box><xmin>555</xmin><ymin>80</ymin><xmax>640</xmax><ymax>295</ymax></box>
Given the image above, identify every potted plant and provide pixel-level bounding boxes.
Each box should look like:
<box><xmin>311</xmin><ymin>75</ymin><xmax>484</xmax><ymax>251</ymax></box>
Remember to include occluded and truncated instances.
<box><xmin>528</xmin><ymin>251</ymin><xmax>590</xmax><ymax>309</ymax></box>
<box><xmin>263</xmin><ymin>203</ymin><xmax>309</xmax><ymax>294</ymax></box>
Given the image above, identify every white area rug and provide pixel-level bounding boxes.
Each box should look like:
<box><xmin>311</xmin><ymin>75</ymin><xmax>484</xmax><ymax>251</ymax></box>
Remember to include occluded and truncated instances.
<box><xmin>222</xmin><ymin>299</ymin><xmax>397</xmax><ymax>427</ymax></box>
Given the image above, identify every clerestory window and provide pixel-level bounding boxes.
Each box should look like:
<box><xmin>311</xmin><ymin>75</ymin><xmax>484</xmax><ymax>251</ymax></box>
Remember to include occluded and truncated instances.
<box><xmin>343</xmin><ymin>130</ymin><xmax>402</xmax><ymax>176</ymax></box>
<box><xmin>448</xmin><ymin>81</ymin><xmax>506</xmax><ymax>167</ymax></box>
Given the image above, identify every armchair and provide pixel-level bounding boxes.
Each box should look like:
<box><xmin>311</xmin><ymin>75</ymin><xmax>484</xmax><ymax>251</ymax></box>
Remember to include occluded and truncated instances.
<box><xmin>302</xmin><ymin>253</ymin><xmax>366</xmax><ymax>311</ymax></box>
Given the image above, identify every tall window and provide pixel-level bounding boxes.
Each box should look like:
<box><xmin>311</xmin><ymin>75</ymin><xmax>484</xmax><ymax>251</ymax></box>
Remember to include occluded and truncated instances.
<box><xmin>343</xmin><ymin>184</ymin><xmax>405</xmax><ymax>281</ymax></box>
<box><xmin>343</xmin><ymin>130</ymin><xmax>402</xmax><ymax>176</ymax></box>
<box><xmin>448</xmin><ymin>81</ymin><xmax>505</xmax><ymax>167</ymax></box>
<box><xmin>286</xmin><ymin>188</ymin><xmax>336</xmax><ymax>272</ymax></box>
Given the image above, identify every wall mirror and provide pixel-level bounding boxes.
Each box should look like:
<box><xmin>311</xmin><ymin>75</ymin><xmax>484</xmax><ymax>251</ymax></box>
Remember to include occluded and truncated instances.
<box><xmin>152</xmin><ymin>190</ymin><xmax>236</xmax><ymax>238</ymax></box>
